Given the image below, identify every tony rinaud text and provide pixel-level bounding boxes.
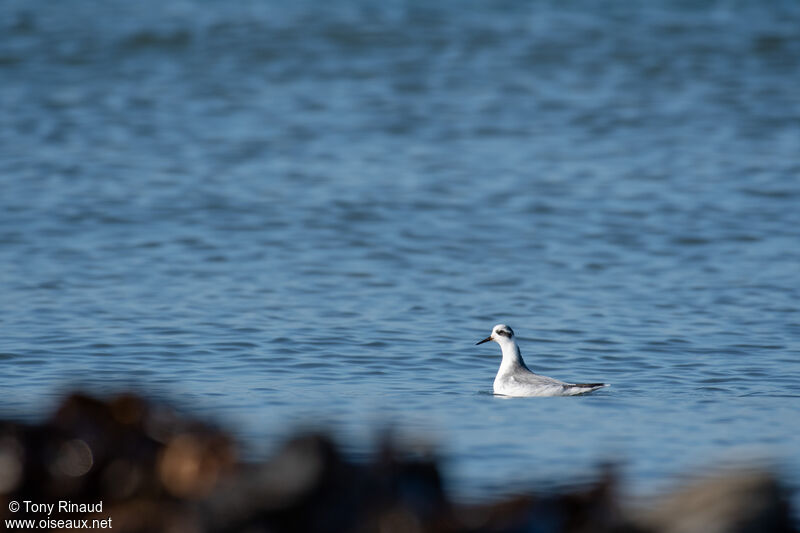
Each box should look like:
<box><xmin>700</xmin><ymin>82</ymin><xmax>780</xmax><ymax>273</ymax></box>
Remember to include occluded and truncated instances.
<box><xmin>6</xmin><ymin>500</ymin><xmax>111</xmax><ymax>529</ymax></box>
<box><xmin>22</xmin><ymin>500</ymin><xmax>103</xmax><ymax>515</ymax></box>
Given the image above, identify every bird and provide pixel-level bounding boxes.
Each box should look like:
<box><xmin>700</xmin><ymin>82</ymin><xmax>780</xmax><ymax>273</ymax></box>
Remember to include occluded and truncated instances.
<box><xmin>476</xmin><ymin>324</ymin><xmax>609</xmax><ymax>397</ymax></box>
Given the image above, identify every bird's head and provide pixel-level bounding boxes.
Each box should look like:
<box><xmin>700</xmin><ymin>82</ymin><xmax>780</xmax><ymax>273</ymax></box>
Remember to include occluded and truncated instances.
<box><xmin>476</xmin><ymin>324</ymin><xmax>515</xmax><ymax>346</ymax></box>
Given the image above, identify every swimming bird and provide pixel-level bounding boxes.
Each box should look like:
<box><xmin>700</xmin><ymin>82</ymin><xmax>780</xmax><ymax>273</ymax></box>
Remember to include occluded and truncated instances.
<box><xmin>476</xmin><ymin>324</ymin><xmax>609</xmax><ymax>397</ymax></box>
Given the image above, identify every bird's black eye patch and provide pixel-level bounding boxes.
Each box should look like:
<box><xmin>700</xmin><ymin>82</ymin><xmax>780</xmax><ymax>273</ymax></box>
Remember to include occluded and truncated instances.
<box><xmin>496</xmin><ymin>328</ymin><xmax>513</xmax><ymax>338</ymax></box>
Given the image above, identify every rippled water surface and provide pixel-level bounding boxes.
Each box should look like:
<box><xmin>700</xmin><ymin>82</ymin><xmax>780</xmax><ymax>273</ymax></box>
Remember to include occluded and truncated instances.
<box><xmin>2</xmin><ymin>0</ymin><xmax>800</xmax><ymax>502</ymax></box>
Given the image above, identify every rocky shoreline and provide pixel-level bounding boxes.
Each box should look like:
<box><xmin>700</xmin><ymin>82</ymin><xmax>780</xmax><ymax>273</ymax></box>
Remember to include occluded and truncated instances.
<box><xmin>0</xmin><ymin>393</ymin><xmax>795</xmax><ymax>533</ymax></box>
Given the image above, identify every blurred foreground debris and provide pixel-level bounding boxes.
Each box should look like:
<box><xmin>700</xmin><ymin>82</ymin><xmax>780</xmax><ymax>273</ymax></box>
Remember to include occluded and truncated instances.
<box><xmin>0</xmin><ymin>393</ymin><xmax>795</xmax><ymax>533</ymax></box>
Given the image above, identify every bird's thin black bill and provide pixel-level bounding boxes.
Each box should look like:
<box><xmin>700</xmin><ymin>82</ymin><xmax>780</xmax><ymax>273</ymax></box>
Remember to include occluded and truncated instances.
<box><xmin>476</xmin><ymin>336</ymin><xmax>492</xmax><ymax>345</ymax></box>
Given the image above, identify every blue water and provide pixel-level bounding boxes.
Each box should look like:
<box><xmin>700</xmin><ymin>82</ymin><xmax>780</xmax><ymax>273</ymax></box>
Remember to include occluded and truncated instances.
<box><xmin>2</xmin><ymin>0</ymin><xmax>800</xmax><ymax>504</ymax></box>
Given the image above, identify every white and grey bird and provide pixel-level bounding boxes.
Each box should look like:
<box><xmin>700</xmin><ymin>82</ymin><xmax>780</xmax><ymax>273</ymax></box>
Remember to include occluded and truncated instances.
<box><xmin>477</xmin><ymin>324</ymin><xmax>609</xmax><ymax>397</ymax></box>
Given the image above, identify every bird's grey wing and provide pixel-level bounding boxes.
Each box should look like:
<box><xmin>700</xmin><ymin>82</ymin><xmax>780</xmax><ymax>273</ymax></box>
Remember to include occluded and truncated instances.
<box><xmin>510</xmin><ymin>370</ymin><xmax>569</xmax><ymax>387</ymax></box>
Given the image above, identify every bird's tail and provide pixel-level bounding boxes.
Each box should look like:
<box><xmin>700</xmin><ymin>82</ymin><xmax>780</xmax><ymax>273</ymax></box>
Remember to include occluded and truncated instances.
<box><xmin>574</xmin><ymin>382</ymin><xmax>609</xmax><ymax>389</ymax></box>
